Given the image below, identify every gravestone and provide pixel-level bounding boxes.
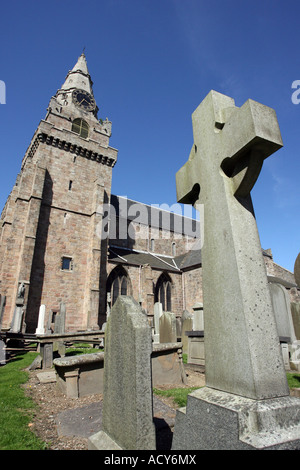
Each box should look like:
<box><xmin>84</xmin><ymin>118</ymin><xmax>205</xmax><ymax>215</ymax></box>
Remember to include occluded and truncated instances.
<box><xmin>88</xmin><ymin>296</ymin><xmax>156</xmax><ymax>450</ymax></box>
<box><xmin>35</xmin><ymin>305</ymin><xmax>46</xmax><ymax>335</ymax></box>
<box><xmin>269</xmin><ymin>281</ymin><xmax>300</xmax><ymax>371</ymax></box>
<box><xmin>53</xmin><ymin>302</ymin><xmax>66</xmax><ymax>356</ymax></box>
<box><xmin>192</xmin><ymin>302</ymin><xmax>204</xmax><ymax>331</ymax></box>
<box><xmin>181</xmin><ymin>310</ymin><xmax>193</xmax><ymax>354</ymax></box>
<box><xmin>46</xmin><ymin>310</ymin><xmax>52</xmax><ymax>334</ymax></box>
<box><xmin>54</xmin><ymin>302</ymin><xmax>66</xmax><ymax>334</ymax></box>
<box><xmin>159</xmin><ymin>311</ymin><xmax>177</xmax><ymax>343</ymax></box>
<box><xmin>172</xmin><ymin>90</ymin><xmax>300</xmax><ymax>450</ymax></box>
<box><xmin>153</xmin><ymin>302</ymin><xmax>163</xmax><ymax>343</ymax></box>
<box><xmin>10</xmin><ymin>282</ymin><xmax>26</xmax><ymax>333</ymax></box>
<box><xmin>291</xmin><ymin>303</ymin><xmax>300</xmax><ymax>341</ymax></box>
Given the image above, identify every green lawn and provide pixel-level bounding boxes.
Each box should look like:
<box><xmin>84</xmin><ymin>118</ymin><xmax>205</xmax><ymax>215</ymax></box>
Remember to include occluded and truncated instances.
<box><xmin>0</xmin><ymin>351</ymin><xmax>47</xmax><ymax>450</ymax></box>
<box><xmin>153</xmin><ymin>386</ymin><xmax>200</xmax><ymax>407</ymax></box>
<box><xmin>286</xmin><ymin>371</ymin><xmax>300</xmax><ymax>389</ymax></box>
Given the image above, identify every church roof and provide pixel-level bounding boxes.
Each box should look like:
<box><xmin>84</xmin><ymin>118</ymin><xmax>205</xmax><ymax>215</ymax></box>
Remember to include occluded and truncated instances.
<box><xmin>108</xmin><ymin>246</ymin><xmax>182</xmax><ymax>272</ymax></box>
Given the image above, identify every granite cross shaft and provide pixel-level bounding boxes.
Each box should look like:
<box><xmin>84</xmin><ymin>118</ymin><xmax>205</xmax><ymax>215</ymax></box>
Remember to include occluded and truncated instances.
<box><xmin>176</xmin><ymin>90</ymin><xmax>289</xmax><ymax>400</ymax></box>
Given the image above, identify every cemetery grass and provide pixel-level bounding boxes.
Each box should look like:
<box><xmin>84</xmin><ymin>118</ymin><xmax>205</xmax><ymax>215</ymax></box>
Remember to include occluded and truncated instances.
<box><xmin>0</xmin><ymin>351</ymin><xmax>47</xmax><ymax>450</ymax></box>
<box><xmin>153</xmin><ymin>386</ymin><xmax>200</xmax><ymax>407</ymax></box>
<box><xmin>287</xmin><ymin>372</ymin><xmax>300</xmax><ymax>388</ymax></box>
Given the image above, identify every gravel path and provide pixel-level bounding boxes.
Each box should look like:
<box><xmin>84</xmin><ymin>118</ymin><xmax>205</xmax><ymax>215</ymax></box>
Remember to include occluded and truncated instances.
<box><xmin>23</xmin><ymin>366</ymin><xmax>205</xmax><ymax>450</ymax></box>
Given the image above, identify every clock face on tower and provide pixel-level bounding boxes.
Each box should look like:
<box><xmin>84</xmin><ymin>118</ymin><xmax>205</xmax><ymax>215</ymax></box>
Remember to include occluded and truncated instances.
<box><xmin>72</xmin><ymin>89</ymin><xmax>96</xmax><ymax>111</ymax></box>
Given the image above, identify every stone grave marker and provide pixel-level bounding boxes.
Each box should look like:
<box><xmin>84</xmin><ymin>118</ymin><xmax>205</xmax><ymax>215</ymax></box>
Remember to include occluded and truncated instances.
<box><xmin>153</xmin><ymin>301</ymin><xmax>163</xmax><ymax>343</ymax></box>
<box><xmin>159</xmin><ymin>311</ymin><xmax>177</xmax><ymax>343</ymax></box>
<box><xmin>291</xmin><ymin>302</ymin><xmax>300</xmax><ymax>341</ymax></box>
<box><xmin>172</xmin><ymin>90</ymin><xmax>300</xmax><ymax>450</ymax></box>
<box><xmin>192</xmin><ymin>302</ymin><xmax>204</xmax><ymax>331</ymax></box>
<box><xmin>181</xmin><ymin>310</ymin><xmax>193</xmax><ymax>354</ymax></box>
<box><xmin>53</xmin><ymin>302</ymin><xmax>66</xmax><ymax>356</ymax></box>
<box><xmin>269</xmin><ymin>281</ymin><xmax>300</xmax><ymax>371</ymax></box>
<box><xmin>88</xmin><ymin>296</ymin><xmax>156</xmax><ymax>450</ymax></box>
<box><xmin>10</xmin><ymin>281</ymin><xmax>26</xmax><ymax>333</ymax></box>
<box><xmin>35</xmin><ymin>305</ymin><xmax>46</xmax><ymax>335</ymax></box>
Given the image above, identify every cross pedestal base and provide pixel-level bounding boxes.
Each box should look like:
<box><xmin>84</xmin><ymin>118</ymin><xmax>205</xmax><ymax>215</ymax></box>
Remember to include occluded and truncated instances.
<box><xmin>172</xmin><ymin>387</ymin><xmax>300</xmax><ymax>450</ymax></box>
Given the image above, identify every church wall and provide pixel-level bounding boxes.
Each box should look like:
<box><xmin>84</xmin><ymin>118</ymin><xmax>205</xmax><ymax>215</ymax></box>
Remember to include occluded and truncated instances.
<box><xmin>106</xmin><ymin>261</ymin><xmax>184</xmax><ymax>320</ymax></box>
<box><xmin>264</xmin><ymin>255</ymin><xmax>296</xmax><ymax>285</ymax></box>
<box><xmin>109</xmin><ymin>216</ymin><xmax>197</xmax><ymax>258</ymax></box>
<box><xmin>0</xmin><ymin>161</ymin><xmax>44</xmax><ymax>329</ymax></box>
<box><xmin>183</xmin><ymin>266</ymin><xmax>203</xmax><ymax>313</ymax></box>
<box><xmin>29</xmin><ymin>142</ymin><xmax>113</xmax><ymax>332</ymax></box>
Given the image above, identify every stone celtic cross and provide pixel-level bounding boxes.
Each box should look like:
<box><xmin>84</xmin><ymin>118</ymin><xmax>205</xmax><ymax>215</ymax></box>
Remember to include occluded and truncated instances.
<box><xmin>176</xmin><ymin>90</ymin><xmax>289</xmax><ymax>400</ymax></box>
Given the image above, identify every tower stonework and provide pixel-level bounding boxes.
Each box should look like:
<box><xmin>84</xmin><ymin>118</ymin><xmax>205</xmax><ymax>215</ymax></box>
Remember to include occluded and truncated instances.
<box><xmin>0</xmin><ymin>54</ymin><xmax>117</xmax><ymax>332</ymax></box>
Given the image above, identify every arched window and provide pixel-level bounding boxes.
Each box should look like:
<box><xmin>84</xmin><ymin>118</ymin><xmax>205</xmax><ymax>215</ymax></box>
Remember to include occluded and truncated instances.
<box><xmin>155</xmin><ymin>273</ymin><xmax>172</xmax><ymax>312</ymax></box>
<box><xmin>72</xmin><ymin>118</ymin><xmax>89</xmax><ymax>138</ymax></box>
<box><xmin>107</xmin><ymin>266</ymin><xmax>131</xmax><ymax>307</ymax></box>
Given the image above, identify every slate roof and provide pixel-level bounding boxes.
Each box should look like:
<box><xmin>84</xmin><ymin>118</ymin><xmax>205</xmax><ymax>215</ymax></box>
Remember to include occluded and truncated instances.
<box><xmin>108</xmin><ymin>246</ymin><xmax>182</xmax><ymax>272</ymax></box>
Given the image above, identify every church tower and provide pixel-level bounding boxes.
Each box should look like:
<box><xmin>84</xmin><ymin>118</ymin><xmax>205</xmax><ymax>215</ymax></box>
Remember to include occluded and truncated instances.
<box><xmin>0</xmin><ymin>53</ymin><xmax>118</xmax><ymax>332</ymax></box>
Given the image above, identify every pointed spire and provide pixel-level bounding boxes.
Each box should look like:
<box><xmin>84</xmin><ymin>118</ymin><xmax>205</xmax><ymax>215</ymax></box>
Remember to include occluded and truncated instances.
<box><xmin>60</xmin><ymin>53</ymin><xmax>93</xmax><ymax>94</ymax></box>
<box><xmin>70</xmin><ymin>52</ymin><xmax>89</xmax><ymax>75</ymax></box>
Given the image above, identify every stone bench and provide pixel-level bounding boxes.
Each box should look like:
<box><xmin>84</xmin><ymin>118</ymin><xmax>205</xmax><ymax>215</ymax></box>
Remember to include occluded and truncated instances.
<box><xmin>53</xmin><ymin>342</ymin><xmax>186</xmax><ymax>398</ymax></box>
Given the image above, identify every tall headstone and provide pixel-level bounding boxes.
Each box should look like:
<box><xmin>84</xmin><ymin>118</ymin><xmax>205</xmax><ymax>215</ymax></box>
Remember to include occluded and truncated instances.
<box><xmin>291</xmin><ymin>302</ymin><xmax>300</xmax><ymax>341</ymax></box>
<box><xmin>181</xmin><ymin>310</ymin><xmax>193</xmax><ymax>354</ymax></box>
<box><xmin>10</xmin><ymin>282</ymin><xmax>26</xmax><ymax>333</ymax></box>
<box><xmin>53</xmin><ymin>302</ymin><xmax>66</xmax><ymax>356</ymax></box>
<box><xmin>88</xmin><ymin>296</ymin><xmax>156</xmax><ymax>450</ymax></box>
<box><xmin>192</xmin><ymin>302</ymin><xmax>204</xmax><ymax>331</ymax></box>
<box><xmin>159</xmin><ymin>311</ymin><xmax>177</xmax><ymax>343</ymax></box>
<box><xmin>35</xmin><ymin>305</ymin><xmax>46</xmax><ymax>335</ymax></box>
<box><xmin>54</xmin><ymin>302</ymin><xmax>66</xmax><ymax>334</ymax></box>
<box><xmin>172</xmin><ymin>90</ymin><xmax>300</xmax><ymax>450</ymax></box>
<box><xmin>269</xmin><ymin>282</ymin><xmax>300</xmax><ymax>371</ymax></box>
<box><xmin>153</xmin><ymin>302</ymin><xmax>163</xmax><ymax>343</ymax></box>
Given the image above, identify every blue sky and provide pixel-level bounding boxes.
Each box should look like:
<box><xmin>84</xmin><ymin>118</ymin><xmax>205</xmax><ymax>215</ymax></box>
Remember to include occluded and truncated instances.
<box><xmin>0</xmin><ymin>0</ymin><xmax>299</xmax><ymax>272</ymax></box>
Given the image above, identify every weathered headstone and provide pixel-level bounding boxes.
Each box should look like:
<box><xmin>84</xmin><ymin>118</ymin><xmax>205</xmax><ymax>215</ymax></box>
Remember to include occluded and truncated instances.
<box><xmin>291</xmin><ymin>302</ymin><xmax>300</xmax><ymax>341</ymax></box>
<box><xmin>46</xmin><ymin>310</ymin><xmax>53</xmax><ymax>334</ymax></box>
<box><xmin>192</xmin><ymin>302</ymin><xmax>204</xmax><ymax>331</ymax></box>
<box><xmin>181</xmin><ymin>310</ymin><xmax>193</xmax><ymax>354</ymax></box>
<box><xmin>172</xmin><ymin>90</ymin><xmax>300</xmax><ymax>450</ymax></box>
<box><xmin>88</xmin><ymin>296</ymin><xmax>156</xmax><ymax>450</ymax></box>
<box><xmin>10</xmin><ymin>282</ymin><xmax>26</xmax><ymax>333</ymax></box>
<box><xmin>35</xmin><ymin>305</ymin><xmax>46</xmax><ymax>335</ymax></box>
<box><xmin>53</xmin><ymin>302</ymin><xmax>66</xmax><ymax>356</ymax></box>
<box><xmin>54</xmin><ymin>302</ymin><xmax>66</xmax><ymax>334</ymax></box>
<box><xmin>159</xmin><ymin>311</ymin><xmax>177</xmax><ymax>343</ymax></box>
<box><xmin>270</xmin><ymin>282</ymin><xmax>295</xmax><ymax>342</ymax></box>
<box><xmin>153</xmin><ymin>302</ymin><xmax>163</xmax><ymax>343</ymax></box>
<box><xmin>269</xmin><ymin>281</ymin><xmax>300</xmax><ymax>371</ymax></box>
